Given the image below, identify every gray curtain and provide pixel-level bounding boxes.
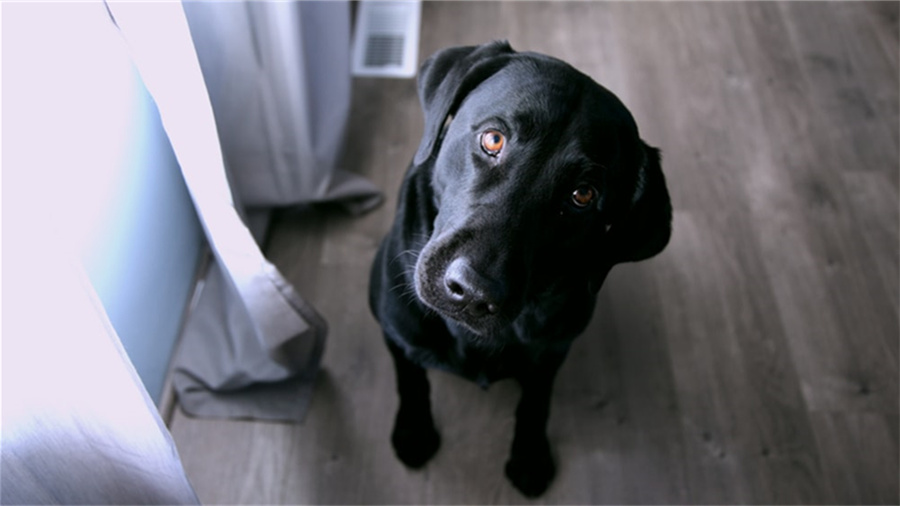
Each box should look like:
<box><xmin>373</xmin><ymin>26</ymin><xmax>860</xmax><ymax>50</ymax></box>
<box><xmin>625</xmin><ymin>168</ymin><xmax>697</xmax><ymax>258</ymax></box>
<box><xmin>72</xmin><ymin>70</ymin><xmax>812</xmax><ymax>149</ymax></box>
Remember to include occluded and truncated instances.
<box><xmin>169</xmin><ymin>1</ymin><xmax>382</xmax><ymax>422</ymax></box>
<box><xmin>182</xmin><ymin>1</ymin><xmax>383</xmax><ymax>213</ymax></box>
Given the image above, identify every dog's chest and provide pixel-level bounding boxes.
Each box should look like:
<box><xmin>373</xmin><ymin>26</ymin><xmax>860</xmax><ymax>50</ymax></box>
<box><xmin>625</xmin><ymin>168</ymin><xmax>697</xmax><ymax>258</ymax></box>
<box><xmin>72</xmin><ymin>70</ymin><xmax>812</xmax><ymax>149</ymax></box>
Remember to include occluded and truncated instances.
<box><xmin>403</xmin><ymin>320</ymin><xmax>560</xmax><ymax>388</ymax></box>
<box><xmin>409</xmin><ymin>340</ymin><xmax>520</xmax><ymax>388</ymax></box>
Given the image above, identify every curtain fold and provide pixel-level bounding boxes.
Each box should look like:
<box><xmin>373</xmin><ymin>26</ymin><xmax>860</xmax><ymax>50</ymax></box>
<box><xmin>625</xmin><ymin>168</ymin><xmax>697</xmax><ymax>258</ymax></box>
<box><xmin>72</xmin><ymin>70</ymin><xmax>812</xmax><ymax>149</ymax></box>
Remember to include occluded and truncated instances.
<box><xmin>108</xmin><ymin>1</ymin><xmax>379</xmax><ymax>422</ymax></box>
<box><xmin>1</xmin><ymin>257</ymin><xmax>201</xmax><ymax>505</ymax></box>
<box><xmin>182</xmin><ymin>1</ymin><xmax>383</xmax><ymax>213</ymax></box>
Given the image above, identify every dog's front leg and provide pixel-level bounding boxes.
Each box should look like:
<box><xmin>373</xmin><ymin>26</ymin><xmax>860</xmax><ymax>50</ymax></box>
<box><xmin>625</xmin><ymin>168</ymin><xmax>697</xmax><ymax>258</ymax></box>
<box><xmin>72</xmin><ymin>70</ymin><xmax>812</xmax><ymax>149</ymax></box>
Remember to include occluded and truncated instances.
<box><xmin>386</xmin><ymin>337</ymin><xmax>441</xmax><ymax>468</ymax></box>
<box><xmin>505</xmin><ymin>367</ymin><xmax>559</xmax><ymax>497</ymax></box>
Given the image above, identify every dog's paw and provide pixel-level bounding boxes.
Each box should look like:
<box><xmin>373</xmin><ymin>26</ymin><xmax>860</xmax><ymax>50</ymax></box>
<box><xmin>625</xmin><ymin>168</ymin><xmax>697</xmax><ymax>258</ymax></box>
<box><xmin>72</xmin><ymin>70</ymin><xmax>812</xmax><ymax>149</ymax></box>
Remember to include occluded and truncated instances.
<box><xmin>391</xmin><ymin>409</ymin><xmax>441</xmax><ymax>468</ymax></box>
<box><xmin>504</xmin><ymin>436</ymin><xmax>556</xmax><ymax>498</ymax></box>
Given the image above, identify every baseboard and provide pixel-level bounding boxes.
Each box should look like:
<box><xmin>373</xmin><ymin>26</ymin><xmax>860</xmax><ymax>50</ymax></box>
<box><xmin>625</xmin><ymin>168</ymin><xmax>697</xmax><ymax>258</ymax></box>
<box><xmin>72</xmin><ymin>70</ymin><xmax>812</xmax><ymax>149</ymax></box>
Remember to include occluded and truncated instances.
<box><xmin>158</xmin><ymin>246</ymin><xmax>212</xmax><ymax>426</ymax></box>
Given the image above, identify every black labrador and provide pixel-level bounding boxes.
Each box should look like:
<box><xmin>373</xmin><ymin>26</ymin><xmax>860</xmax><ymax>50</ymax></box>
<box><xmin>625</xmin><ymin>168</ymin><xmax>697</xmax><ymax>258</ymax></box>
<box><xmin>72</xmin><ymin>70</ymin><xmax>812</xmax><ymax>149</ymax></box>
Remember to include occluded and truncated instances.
<box><xmin>368</xmin><ymin>41</ymin><xmax>672</xmax><ymax>497</ymax></box>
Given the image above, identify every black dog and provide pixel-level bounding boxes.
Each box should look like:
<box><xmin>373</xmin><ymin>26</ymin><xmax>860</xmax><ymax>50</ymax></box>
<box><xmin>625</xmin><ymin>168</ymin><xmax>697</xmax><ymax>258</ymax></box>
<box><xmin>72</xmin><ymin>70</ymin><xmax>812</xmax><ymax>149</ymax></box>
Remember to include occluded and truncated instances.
<box><xmin>368</xmin><ymin>41</ymin><xmax>672</xmax><ymax>497</ymax></box>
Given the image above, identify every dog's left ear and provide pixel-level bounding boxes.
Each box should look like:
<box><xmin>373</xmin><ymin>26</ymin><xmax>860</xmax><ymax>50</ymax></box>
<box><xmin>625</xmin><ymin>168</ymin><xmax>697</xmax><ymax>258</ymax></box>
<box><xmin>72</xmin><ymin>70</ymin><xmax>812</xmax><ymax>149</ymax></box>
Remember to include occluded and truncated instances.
<box><xmin>413</xmin><ymin>41</ymin><xmax>517</xmax><ymax>166</ymax></box>
<box><xmin>604</xmin><ymin>142</ymin><xmax>672</xmax><ymax>265</ymax></box>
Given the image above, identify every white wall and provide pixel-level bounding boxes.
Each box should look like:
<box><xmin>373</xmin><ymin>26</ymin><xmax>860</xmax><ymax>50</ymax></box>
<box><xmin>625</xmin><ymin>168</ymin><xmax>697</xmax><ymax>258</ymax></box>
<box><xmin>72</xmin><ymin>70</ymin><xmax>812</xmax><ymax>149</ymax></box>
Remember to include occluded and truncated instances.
<box><xmin>80</xmin><ymin>70</ymin><xmax>205</xmax><ymax>405</ymax></box>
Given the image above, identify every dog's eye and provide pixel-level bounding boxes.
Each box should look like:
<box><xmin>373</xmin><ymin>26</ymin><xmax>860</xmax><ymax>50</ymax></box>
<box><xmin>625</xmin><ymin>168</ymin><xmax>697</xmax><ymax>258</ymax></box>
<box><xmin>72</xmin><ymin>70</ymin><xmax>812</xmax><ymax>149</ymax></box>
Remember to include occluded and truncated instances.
<box><xmin>571</xmin><ymin>185</ymin><xmax>596</xmax><ymax>208</ymax></box>
<box><xmin>480</xmin><ymin>130</ymin><xmax>505</xmax><ymax>156</ymax></box>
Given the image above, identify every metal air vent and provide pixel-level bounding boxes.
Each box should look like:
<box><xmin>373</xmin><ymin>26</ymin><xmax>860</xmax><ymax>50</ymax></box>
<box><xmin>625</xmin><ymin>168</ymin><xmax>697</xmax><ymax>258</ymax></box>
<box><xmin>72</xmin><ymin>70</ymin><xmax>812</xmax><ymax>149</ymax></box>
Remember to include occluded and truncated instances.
<box><xmin>352</xmin><ymin>0</ymin><xmax>421</xmax><ymax>78</ymax></box>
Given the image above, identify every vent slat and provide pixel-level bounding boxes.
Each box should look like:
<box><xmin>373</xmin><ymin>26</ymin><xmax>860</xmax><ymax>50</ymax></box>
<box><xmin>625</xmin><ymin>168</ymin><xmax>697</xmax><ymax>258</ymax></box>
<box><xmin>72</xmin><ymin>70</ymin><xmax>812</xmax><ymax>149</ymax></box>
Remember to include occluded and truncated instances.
<box><xmin>364</xmin><ymin>35</ymin><xmax>405</xmax><ymax>67</ymax></box>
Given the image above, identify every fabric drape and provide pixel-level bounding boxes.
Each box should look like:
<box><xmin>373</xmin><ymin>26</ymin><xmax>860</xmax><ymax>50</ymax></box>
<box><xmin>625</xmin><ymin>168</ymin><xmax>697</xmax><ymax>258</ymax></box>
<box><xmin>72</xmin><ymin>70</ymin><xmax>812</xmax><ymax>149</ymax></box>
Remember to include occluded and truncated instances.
<box><xmin>117</xmin><ymin>1</ymin><xmax>381</xmax><ymax>422</ymax></box>
<box><xmin>3</xmin><ymin>3</ymin><xmax>198</xmax><ymax>502</ymax></box>
<box><xmin>183</xmin><ymin>1</ymin><xmax>383</xmax><ymax>213</ymax></box>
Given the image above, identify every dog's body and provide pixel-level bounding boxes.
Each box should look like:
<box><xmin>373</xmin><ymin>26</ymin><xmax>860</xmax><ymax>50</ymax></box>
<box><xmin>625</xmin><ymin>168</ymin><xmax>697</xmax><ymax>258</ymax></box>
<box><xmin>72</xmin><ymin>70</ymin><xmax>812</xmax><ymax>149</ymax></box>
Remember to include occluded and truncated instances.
<box><xmin>369</xmin><ymin>41</ymin><xmax>672</xmax><ymax>497</ymax></box>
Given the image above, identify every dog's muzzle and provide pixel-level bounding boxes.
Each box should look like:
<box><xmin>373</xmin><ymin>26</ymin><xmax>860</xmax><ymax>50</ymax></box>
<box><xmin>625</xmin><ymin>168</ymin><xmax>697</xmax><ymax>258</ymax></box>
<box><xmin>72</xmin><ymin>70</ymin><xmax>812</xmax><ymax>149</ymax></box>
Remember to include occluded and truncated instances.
<box><xmin>442</xmin><ymin>257</ymin><xmax>507</xmax><ymax>318</ymax></box>
<box><xmin>415</xmin><ymin>246</ymin><xmax>514</xmax><ymax>335</ymax></box>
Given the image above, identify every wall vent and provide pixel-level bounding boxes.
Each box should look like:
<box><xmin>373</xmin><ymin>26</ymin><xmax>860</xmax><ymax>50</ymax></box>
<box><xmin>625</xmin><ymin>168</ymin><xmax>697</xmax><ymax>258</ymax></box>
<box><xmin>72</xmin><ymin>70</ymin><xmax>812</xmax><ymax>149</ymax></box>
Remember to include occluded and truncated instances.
<box><xmin>352</xmin><ymin>0</ymin><xmax>421</xmax><ymax>78</ymax></box>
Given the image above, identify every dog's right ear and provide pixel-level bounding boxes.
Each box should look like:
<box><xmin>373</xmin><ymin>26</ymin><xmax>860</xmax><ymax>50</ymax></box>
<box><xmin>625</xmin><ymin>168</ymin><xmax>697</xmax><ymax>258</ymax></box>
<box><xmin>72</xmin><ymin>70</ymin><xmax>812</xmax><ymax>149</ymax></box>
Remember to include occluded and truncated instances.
<box><xmin>413</xmin><ymin>41</ymin><xmax>517</xmax><ymax>166</ymax></box>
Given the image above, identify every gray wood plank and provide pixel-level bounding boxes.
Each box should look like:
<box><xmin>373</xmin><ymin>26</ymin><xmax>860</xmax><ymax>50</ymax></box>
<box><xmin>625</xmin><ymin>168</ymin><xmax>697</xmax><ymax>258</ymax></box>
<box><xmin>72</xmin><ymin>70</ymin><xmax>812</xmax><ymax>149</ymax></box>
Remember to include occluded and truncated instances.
<box><xmin>811</xmin><ymin>412</ymin><xmax>900</xmax><ymax>505</ymax></box>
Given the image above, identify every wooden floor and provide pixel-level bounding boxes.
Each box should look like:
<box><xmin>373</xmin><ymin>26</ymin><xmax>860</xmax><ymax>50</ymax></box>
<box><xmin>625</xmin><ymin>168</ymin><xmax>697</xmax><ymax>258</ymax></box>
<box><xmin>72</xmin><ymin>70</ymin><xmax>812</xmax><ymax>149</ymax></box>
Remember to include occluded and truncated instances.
<box><xmin>168</xmin><ymin>2</ymin><xmax>899</xmax><ymax>504</ymax></box>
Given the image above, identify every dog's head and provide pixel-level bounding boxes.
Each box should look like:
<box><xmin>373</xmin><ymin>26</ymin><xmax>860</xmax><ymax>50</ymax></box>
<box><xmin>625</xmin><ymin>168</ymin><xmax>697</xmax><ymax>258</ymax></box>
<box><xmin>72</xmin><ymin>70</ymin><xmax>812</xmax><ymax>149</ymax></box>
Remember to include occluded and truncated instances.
<box><xmin>412</xmin><ymin>41</ymin><xmax>671</xmax><ymax>339</ymax></box>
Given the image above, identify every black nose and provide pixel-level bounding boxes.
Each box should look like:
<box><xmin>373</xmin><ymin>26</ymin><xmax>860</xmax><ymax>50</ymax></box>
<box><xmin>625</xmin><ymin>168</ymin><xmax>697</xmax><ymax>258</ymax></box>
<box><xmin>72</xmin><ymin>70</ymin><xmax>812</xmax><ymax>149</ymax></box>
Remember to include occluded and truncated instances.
<box><xmin>443</xmin><ymin>257</ymin><xmax>505</xmax><ymax>317</ymax></box>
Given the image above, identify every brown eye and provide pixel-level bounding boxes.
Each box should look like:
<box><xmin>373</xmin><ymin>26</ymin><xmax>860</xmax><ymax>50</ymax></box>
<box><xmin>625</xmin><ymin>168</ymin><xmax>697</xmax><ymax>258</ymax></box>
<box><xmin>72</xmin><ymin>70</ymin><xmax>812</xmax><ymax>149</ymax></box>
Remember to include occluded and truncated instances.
<box><xmin>480</xmin><ymin>130</ymin><xmax>505</xmax><ymax>156</ymax></box>
<box><xmin>571</xmin><ymin>185</ymin><xmax>596</xmax><ymax>208</ymax></box>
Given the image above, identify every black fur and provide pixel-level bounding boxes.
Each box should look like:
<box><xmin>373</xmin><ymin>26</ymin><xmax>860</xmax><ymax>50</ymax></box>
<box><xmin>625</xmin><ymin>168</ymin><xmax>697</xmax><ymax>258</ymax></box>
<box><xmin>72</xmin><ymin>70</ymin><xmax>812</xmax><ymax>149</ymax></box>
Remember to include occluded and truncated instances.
<box><xmin>369</xmin><ymin>41</ymin><xmax>672</xmax><ymax>497</ymax></box>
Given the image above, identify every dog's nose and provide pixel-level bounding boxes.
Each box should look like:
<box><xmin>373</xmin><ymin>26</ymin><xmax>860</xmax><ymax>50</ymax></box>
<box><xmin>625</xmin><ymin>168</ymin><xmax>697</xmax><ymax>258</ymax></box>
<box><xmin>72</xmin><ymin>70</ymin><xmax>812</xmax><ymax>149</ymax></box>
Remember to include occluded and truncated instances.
<box><xmin>443</xmin><ymin>257</ymin><xmax>505</xmax><ymax>317</ymax></box>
